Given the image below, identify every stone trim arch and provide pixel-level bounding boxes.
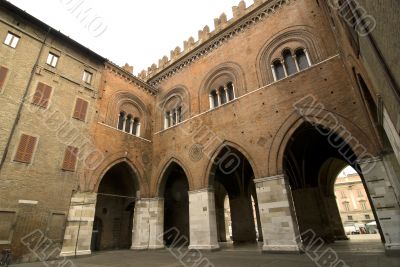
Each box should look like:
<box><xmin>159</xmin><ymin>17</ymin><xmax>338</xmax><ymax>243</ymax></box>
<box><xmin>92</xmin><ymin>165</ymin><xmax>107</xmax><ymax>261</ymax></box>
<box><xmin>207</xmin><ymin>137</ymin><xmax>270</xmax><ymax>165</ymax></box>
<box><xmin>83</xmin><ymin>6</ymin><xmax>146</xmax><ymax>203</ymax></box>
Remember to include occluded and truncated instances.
<box><xmin>90</xmin><ymin>152</ymin><xmax>149</xmax><ymax>196</ymax></box>
<box><xmin>203</xmin><ymin>140</ymin><xmax>261</xmax><ymax>187</ymax></box>
<box><xmin>105</xmin><ymin>91</ymin><xmax>150</xmax><ymax>137</ymax></box>
<box><xmin>267</xmin><ymin>108</ymin><xmax>379</xmax><ymax>177</ymax></box>
<box><xmin>198</xmin><ymin>62</ymin><xmax>246</xmax><ymax>112</ymax></box>
<box><xmin>256</xmin><ymin>26</ymin><xmax>327</xmax><ymax>85</ymax></box>
<box><xmin>157</xmin><ymin>86</ymin><xmax>191</xmax><ymax>129</ymax></box>
<box><xmin>155</xmin><ymin>157</ymin><xmax>194</xmax><ymax>197</ymax></box>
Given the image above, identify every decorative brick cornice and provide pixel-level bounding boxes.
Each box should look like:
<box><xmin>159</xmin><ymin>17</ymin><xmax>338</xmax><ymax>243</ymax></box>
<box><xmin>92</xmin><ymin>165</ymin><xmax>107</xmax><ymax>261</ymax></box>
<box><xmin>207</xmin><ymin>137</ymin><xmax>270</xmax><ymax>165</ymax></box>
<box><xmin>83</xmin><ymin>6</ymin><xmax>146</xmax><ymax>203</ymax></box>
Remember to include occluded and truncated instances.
<box><xmin>142</xmin><ymin>0</ymin><xmax>293</xmax><ymax>86</ymax></box>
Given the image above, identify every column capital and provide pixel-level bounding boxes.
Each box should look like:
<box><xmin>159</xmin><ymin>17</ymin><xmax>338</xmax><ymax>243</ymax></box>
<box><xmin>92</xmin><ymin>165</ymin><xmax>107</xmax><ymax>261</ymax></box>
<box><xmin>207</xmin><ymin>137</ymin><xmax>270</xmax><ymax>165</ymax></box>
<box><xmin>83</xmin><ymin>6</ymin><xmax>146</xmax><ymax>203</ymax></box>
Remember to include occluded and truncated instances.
<box><xmin>356</xmin><ymin>156</ymin><xmax>382</xmax><ymax>165</ymax></box>
<box><xmin>254</xmin><ymin>174</ymin><xmax>284</xmax><ymax>184</ymax></box>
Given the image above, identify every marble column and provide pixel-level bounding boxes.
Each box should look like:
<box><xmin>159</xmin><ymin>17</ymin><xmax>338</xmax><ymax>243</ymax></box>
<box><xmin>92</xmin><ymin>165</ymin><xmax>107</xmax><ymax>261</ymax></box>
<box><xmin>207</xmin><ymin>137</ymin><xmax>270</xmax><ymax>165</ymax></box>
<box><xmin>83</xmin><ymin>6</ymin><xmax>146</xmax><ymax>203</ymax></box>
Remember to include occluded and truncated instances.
<box><xmin>358</xmin><ymin>157</ymin><xmax>400</xmax><ymax>253</ymax></box>
<box><xmin>60</xmin><ymin>192</ymin><xmax>97</xmax><ymax>257</ymax></box>
<box><xmin>254</xmin><ymin>175</ymin><xmax>303</xmax><ymax>253</ymax></box>
<box><xmin>188</xmin><ymin>188</ymin><xmax>220</xmax><ymax>250</ymax></box>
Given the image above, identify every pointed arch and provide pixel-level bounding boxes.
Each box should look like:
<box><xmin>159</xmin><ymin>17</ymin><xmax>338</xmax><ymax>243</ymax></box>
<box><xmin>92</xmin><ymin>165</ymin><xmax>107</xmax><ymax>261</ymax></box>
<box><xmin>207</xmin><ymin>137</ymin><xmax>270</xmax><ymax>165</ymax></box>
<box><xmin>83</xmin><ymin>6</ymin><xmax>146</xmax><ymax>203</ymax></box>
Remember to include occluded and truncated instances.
<box><xmin>204</xmin><ymin>140</ymin><xmax>260</xmax><ymax>187</ymax></box>
<box><xmin>155</xmin><ymin>157</ymin><xmax>193</xmax><ymax>197</ymax></box>
<box><xmin>267</xmin><ymin>107</ymin><xmax>379</xmax><ymax>177</ymax></box>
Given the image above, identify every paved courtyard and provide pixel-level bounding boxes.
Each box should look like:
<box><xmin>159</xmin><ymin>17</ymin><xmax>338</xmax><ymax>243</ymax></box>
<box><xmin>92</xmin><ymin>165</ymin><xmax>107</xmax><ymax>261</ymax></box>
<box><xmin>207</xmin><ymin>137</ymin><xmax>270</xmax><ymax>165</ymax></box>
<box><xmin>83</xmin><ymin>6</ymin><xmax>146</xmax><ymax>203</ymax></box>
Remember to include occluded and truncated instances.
<box><xmin>13</xmin><ymin>239</ymin><xmax>400</xmax><ymax>267</ymax></box>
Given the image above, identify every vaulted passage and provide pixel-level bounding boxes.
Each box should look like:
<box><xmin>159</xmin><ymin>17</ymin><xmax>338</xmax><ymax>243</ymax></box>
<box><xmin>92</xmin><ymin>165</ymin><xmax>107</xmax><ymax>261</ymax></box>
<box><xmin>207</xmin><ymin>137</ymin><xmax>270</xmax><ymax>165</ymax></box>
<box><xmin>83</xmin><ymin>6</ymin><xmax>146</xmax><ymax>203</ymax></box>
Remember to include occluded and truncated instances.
<box><xmin>211</xmin><ymin>146</ymin><xmax>262</xmax><ymax>245</ymax></box>
<box><xmin>160</xmin><ymin>162</ymin><xmax>190</xmax><ymax>246</ymax></box>
<box><xmin>283</xmin><ymin>122</ymin><xmax>383</xmax><ymax>245</ymax></box>
<box><xmin>92</xmin><ymin>162</ymin><xmax>137</xmax><ymax>251</ymax></box>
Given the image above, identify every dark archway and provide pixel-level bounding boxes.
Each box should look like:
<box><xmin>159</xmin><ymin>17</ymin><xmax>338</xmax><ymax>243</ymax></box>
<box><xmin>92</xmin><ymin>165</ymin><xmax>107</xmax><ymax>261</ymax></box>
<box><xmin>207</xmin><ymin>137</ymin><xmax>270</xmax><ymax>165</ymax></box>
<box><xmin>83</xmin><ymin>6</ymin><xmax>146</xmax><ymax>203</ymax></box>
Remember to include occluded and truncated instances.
<box><xmin>159</xmin><ymin>162</ymin><xmax>190</xmax><ymax>246</ymax></box>
<box><xmin>283</xmin><ymin>122</ymin><xmax>384</xmax><ymax>244</ymax></box>
<box><xmin>92</xmin><ymin>162</ymin><xmax>137</xmax><ymax>251</ymax></box>
<box><xmin>211</xmin><ymin>146</ymin><xmax>262</xmax><ymax>244</ymax></box>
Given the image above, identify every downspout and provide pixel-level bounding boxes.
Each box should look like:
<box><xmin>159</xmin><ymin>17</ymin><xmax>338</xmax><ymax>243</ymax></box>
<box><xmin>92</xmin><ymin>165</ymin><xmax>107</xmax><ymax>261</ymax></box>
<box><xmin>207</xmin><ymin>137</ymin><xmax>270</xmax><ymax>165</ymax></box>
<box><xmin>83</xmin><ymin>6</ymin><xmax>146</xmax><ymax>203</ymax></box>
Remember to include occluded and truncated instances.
<box><xmin>0</xmin><ymin>27</ymin><xmax>51</xmax><ymax>171</ymax></box>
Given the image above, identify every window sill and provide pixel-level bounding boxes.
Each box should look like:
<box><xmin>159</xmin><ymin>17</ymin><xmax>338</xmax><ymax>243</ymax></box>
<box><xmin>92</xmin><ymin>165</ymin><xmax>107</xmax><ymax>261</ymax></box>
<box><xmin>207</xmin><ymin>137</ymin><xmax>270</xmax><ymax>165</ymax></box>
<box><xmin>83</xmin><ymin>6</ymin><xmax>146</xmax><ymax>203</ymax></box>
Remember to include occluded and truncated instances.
<box><xmin>98</xmin><ymin>122</ymin><xmax>152</xmax><ymax>143</ymax></box>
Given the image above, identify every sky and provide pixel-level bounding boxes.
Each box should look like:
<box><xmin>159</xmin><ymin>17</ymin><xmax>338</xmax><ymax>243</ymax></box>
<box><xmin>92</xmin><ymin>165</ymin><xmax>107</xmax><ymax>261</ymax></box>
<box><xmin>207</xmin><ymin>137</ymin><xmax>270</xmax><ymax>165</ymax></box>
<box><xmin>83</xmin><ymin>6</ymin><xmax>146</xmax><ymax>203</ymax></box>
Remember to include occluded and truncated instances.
<box><xmin>8</xmin><ymin>0</ymin><xmax>254</xmax><ymax>75</ymax></box>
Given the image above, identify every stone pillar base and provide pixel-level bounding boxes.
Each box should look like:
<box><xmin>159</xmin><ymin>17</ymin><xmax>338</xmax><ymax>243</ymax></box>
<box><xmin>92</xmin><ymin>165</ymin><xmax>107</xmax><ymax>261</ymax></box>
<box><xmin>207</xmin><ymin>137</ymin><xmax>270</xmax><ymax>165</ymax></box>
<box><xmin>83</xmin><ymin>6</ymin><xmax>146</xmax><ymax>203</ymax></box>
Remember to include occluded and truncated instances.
<box><xmin>262</xmin><ymin>244</ymin><xmax>303</xmax><ymax>254</ymax></box>
<box><xmin>359</xmin><ymin>158</ymin><xmax>400</xmax><ymax>252</ymax></box>
<box><xmin>60</xmin><ymin>192</ymin><xmax>97</xmax><ymax>257</ymax></box>
<box><xmin>385</xmin><ymin>243</ymin><xmax>400</xmax><ymax>256</ymax></box>
<box><xmin>188</xmin><ymin>188</ymin><xmax>220</xmax><ymax>251</ymax></box>
<box><xmin>254</xmin><ymin>175</ymin><xmax>303</xmax><ymax>253</ymax></box>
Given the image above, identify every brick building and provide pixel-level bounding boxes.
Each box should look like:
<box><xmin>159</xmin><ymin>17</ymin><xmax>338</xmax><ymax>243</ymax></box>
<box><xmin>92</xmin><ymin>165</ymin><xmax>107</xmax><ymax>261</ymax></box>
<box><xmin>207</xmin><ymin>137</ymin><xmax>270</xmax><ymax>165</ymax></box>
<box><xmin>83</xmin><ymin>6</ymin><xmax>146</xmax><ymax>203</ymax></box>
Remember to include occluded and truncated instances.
<box><xmin>0</xmin><ymin>0</ymin><xmax>399</xmax><ymax>263</ymax></box>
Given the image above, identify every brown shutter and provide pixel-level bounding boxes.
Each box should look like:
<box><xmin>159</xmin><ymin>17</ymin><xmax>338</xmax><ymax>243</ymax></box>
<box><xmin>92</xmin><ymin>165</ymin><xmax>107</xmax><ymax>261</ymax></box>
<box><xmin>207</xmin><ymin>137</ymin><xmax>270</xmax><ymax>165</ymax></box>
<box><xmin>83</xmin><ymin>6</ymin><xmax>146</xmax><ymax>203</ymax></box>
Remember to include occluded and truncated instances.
<box><xmin>79</xmin><ymin>99</ymin><xmax>88</xmax><ymax>121</ymax></box>
<box><xmin>14</xmin><ymin>134</ymin><xmax>37</xmax><ymax>163</ymax></box>
<box><xmin>0</xmin><ymin>66</ymin><xmax>9</xmax><ymax>90</ymax></box>
<box><xmin>62</xmin><ymin>146</ymin><xmax>78</xmax><ymax>171</ymax></box>
<box><xmin>73</xmin><ymin>98</ymin><xmax>88</xmax><ymax>121</ymax></box>
<box><xmin>32</xmin><ymin>82</ymin><xmax>52</xmax><ymax>108</ymax></box>
<box><xmin>73</xmin><ymin>99</ymin><xmax>83</xmax><ymax>120</ymax></box>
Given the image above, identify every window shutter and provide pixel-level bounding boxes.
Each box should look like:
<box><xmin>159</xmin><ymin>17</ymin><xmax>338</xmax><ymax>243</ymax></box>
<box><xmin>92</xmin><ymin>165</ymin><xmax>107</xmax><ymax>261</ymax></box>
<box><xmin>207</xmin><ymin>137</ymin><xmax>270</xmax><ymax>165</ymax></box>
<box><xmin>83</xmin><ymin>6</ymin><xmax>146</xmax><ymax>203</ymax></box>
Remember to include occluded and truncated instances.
<box><xmin>14</xmin><ymin>134</ymin><xmax>37</xmax><ymax>163</ymax></box>
<box><xmin>62</xmin><ymin>146</ymin><xmax>78</xmax><ymax>171</ymax></box>
<box><xmin>73</xmin><ymin>99</ymin><xmax>83</xmax><ymax>120</ymax></box>
<box><xmin>0</xmin><ymin>66</ymin><xmax>9</xmax><ymax>90</ymax></box>
<box><xmin>73</xmin><ymin>98</ymin><xmax>88</xmax><ymax>121</ymax></box>
<box><xmin>32</xmin><ymin>82</ymin><xmax>52</xmax><ymax>108</ymax></box>
<box><xmin>79</xmin><ymin>100</ymin><xmax>88</xmax><ymax>121</ymax></box>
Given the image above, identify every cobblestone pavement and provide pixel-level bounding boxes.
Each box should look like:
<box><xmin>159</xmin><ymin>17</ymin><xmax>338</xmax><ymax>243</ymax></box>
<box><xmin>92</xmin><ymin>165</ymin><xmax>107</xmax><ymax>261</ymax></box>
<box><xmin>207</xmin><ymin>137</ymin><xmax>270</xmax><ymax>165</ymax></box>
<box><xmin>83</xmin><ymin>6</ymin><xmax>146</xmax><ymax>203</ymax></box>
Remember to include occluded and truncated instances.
<box><xmin>12</xmin><ymin>239</ymin><xmax>400</xmax><ymax>267</ymax></box>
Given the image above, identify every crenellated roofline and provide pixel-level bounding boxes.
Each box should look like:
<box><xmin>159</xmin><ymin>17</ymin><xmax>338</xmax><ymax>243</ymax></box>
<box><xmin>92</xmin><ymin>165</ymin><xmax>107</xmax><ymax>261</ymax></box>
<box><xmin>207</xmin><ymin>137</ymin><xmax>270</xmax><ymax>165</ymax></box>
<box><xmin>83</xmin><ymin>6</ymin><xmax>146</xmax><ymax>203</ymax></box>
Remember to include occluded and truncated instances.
<box><xmin>141</xmin><ymin>0</ymin><xmax>293</xmax><ymax>86</ymax></box>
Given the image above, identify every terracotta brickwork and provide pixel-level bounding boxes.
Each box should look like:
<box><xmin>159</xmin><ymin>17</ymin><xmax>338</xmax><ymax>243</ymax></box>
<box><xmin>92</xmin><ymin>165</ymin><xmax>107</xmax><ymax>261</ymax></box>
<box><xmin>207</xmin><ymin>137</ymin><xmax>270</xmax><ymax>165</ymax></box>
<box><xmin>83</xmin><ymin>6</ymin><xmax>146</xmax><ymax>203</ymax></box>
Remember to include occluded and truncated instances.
<box><xmin>0</xmin><ymin>0</ymin><xmax>399</xmax><ymax>262</ymax></box>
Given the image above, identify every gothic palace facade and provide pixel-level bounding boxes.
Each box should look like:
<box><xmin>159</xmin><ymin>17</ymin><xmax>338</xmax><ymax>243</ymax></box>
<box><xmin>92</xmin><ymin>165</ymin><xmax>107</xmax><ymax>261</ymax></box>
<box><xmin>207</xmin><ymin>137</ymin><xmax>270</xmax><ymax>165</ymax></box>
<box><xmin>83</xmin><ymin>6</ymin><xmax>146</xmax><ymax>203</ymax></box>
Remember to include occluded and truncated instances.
<box><xmin>0</xmin><ymin>0</ymin><xmax>399</xmax><ymax>262</ymax></box>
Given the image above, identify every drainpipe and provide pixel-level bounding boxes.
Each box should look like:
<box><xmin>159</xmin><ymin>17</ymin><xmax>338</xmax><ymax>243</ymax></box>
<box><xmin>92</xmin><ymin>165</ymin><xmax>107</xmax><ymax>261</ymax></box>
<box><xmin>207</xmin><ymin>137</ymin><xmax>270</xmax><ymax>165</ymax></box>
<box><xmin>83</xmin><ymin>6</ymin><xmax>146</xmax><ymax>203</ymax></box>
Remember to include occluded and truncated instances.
<box><xmin>0</xmin><ymin>27</ymin><xmax>51</xmax><ymax>171</ymax></box>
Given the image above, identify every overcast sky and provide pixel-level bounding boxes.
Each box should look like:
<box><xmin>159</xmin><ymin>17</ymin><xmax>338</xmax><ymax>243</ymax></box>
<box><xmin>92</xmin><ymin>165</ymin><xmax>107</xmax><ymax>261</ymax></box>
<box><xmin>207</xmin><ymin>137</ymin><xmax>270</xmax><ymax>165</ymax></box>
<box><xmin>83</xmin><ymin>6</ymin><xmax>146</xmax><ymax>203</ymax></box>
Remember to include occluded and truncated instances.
<box><xmin>9</xmin><ymin>0</ymin><xmax>254</xmax><ymax>75</ymax></box>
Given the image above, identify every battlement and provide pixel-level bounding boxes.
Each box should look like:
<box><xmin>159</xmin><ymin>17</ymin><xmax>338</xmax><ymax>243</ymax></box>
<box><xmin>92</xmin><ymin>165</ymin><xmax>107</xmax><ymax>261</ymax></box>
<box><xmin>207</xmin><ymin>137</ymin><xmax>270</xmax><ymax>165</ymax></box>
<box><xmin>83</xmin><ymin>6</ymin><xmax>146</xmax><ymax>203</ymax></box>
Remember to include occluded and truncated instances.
<box><xmin>138</xmin><ymin>0</ymin><xmax>290</xmax><ymax>83</ymax></box>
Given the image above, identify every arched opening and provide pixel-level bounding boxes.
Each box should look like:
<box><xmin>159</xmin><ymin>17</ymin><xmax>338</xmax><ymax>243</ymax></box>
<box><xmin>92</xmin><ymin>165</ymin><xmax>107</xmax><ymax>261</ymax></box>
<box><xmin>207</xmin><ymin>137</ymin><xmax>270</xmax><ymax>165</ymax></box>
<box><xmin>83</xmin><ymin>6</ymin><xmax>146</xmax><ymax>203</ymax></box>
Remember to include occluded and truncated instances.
<box><xmin>334</xmin><ymin>166</ymin><xmax>380</xmax><ymax>239</ymax></box>
<box><xmin>92</xmin><ymin>162</ymin><xmax>137</xmax><ymax>251</ymax></box>
<box><xmin>117</xmin><ymin>111</ymin><xmax>126</xmax><ymax>130</ymax></box>
<box><xmin>283</xmin><ymin>49</ymin><xmax>297</xmax><ymax>75</ymax></box>
<box><xmin>282</xmin><ymin>122</ymin><xmax>384</xmax><ymax>246</ymax></box>
<box><xmin>159</xmin><ymin>162</ymin><xmax>190</xmax><ymax>246</ymax></box>
<box><xmin>295</xmin><ymin>48</ymin><xmax>310</xmax><ymax>70</ymax></box>
<box><xmin>211</xmin><ymin>146</ymin><xmax>262</xmax><ymax>247</ymax></box>
<box><xmin>273</xmin><ymin>59</ymin><xmax>285</xmax><ymax>81</ymax></box>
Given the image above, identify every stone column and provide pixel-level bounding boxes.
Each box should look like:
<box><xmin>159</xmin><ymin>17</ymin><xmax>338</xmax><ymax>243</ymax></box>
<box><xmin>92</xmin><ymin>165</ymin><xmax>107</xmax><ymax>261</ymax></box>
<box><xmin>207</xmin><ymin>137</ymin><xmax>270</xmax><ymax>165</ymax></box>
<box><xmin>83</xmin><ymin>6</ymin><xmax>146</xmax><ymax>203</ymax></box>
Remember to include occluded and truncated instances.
<box><xmin>254</xmin><ymin>175</ymin><xmax>303</xmax><ymax>253</ymax></box>
<box><xmin>223</xmin><ymin>86</ymin><xmax>229</xmax><ymax>102</ymax></box>
<box><xmin>209</xmin><ymin>94</ymin><xmax>214</xmax><ymax>109</ymax></box>
<box><xmin>271</xmin><ymin>65</ymin><xmax>277</xmax><ymax>81</ymax></box>
<box><xmin>358</xmin><ymin>157</ymin><xmax>400</xmax><ymax>253</ymax></box>
<box><xmin>216</xmin><ymin>90</ymin><xmax>221</xmax><ymax>107</ymax></box>
<box><xmin>148</xmin><ymin>198</ymin><xmax>164</xmax><ymax>249</ymax></box>
<box><xmin>60</xmin><ymin>192</ymin><xmax>97</xmax><ymax>257</ymax></box>
<box><xmin>131</xmin><ymin>199</ymin><xmax>150</xmax><ymax>250</ymax></box>
<box><xmin>136</xmin><ymin>122</ymin><xmax>141</xmax><ymax>137</ymax></box>
<box><xmin>188</xmin><ymin>188</ymin><xmax>219</xmax><ymax>250</ymax></box>
<box><xmin>281</xmin><ymin>60</ymin><xmax>288</xmax><ymax>77</ymax></box>
<box><xmin>304</xmin><ymin>48</ymin><xmax>312</xmax><ymax>66</ymax></box>
<box><xmin>293</xmin><ymin>54</ymin><xmax>300</xmax><ymax>72</ymax></box>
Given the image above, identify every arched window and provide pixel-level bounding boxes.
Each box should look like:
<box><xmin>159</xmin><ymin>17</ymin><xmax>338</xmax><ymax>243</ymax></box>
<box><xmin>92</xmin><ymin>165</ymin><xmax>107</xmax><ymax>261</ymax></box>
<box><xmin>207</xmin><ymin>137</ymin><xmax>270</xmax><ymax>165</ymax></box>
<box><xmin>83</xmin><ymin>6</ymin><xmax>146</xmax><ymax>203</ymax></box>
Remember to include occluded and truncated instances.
<box><xmin>164</xmin><ymin>105</ymin><xmax>184</xmax><ymax>129</ymax></box>
<box><xmin>132</xmin><ymin>118</ymin><xmax>141</xmax><ymax>137</ymax></box>
<box><xmin>209</xmin><ymin>82</ymin><xmax>236</xmax><ymax>109</ymax></box>
<box><xmin>125</xmin><ymin>114</ymin><xmax>132</xmax><ymax>133</ymax></box>
<box><xmin>117</xmin><ymin>112</ymin><xmax>126</xmax><ymax>130</ymax></box>
<box><xmin>271</xmin><ymin>48</ymin><xmax>312</xmax><ymax>81</ymax></box>
<box><xmin>227</xmin><ymin>82</ymin><xmax>235</xmax><ymax>101</ymax></box>
<box><xmin>272</xmin><ymin>60</ymin><xmax>286</xmax><ymax>81</ymax></box>
<box><xmin>296</xmin><ymin>48</ymin><xmax>310</xmax><ymax>70</ymax></box>
<box><xmin>283</xmin><ymin>49</ymin><xmax>297</xmax><ymax>75</ymax></box>
<box><xmin>210</xmin><ymin>90</ymin><xmax>218</xmax><ymax>108</ymax></box>
<box><xmin>219</xmin><ymin>86</ymin><xmax>227</xmax><ymax>105</ymax></box>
